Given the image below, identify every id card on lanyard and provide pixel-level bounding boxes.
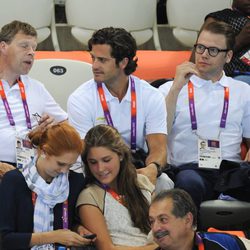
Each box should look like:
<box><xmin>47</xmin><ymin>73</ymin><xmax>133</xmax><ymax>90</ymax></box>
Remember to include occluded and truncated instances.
<box><xmin>0</xmin><ymin>79</ymin><xmax>34</xmax><ymax>170</ymax></box>
<box><xmin>188</xmin><ymin>81</ymin><xmax>229</xmax><ymax>169</ymax></box>
<box><xmin>97</xmin><ymin>76</ymin><xmax>137</xmax><ymax>151</ymax></box>
<box><xmin>198</xmin><ymin>138</ymin><xmax>221</xmax><ymax>169</ymax></box>
<box><xmin>15</xmin><ymin>136</ymin><xmax>35</xmax><ymax>170</ymax></box>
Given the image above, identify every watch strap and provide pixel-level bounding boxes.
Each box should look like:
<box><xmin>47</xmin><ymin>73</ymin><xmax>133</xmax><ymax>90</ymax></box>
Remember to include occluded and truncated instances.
<box><xmin>149</xmin><ymin>161</ymin><xmax>162</xmax><ymax>177</ymax></box>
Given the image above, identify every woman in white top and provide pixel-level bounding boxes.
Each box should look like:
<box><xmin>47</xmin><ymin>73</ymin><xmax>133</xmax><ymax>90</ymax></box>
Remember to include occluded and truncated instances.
<box><xmin>77</xmin><ymin>124</ymin><xmax>157</xmax><ymax>250</ymax></box>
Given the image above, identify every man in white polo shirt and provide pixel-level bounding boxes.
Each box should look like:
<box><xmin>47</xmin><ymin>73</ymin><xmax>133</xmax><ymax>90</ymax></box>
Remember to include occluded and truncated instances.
<box><xmin>0</xmin><ymin>21</ymin><xmax>67</xmax><ymax>177</ymax></box>
<box><xmin>68</xmin><ymin>27</ymin><xmax>173</xmax><ymax>190</ymax></box>
<box><xmin>159</xmin><ymin>21</ymin><xmax>250</xmax><ymax>207</ymax></box>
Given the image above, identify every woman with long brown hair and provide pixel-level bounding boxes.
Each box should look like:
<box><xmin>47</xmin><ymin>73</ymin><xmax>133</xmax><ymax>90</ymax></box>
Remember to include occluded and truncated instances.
<box><xmin>77</xmin><ymin>124</ymin><xmax>157</xmax><ymax>250</ymax></box>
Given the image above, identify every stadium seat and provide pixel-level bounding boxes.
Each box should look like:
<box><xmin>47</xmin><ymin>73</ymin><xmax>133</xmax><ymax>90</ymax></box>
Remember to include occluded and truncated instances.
<box><xmin>29</xmin><ymin>59</ymin><xmax>93</xmax><ymax>111</ymax></box>
<box><xmin>65</xmin><ymin>0</ymin><xmax>161</xmax><ymax>50</ymax></box>
<box><xmin>0</xmin><ymin>0</ymin><xmax>60</xmax><ymax>50</ymax></box>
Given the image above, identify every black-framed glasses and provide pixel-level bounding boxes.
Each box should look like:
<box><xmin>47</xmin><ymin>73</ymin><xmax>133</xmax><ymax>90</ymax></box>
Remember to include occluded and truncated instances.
<box><xmin>194</xmin><ymin>44</ymin><xmax>229</xmax><ymax>57</ymax></box>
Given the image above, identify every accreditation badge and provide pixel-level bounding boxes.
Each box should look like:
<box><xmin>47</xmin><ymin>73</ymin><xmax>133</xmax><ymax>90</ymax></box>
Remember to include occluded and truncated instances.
<box><xmin>198</xmin><ymin>137</ymin><xmax>221</xmax><ymax>169</ymax></box>
<box><xmin>15</xmin><ymin>134</ymin><xmax>35</xmax><ymax>171</ymax></box>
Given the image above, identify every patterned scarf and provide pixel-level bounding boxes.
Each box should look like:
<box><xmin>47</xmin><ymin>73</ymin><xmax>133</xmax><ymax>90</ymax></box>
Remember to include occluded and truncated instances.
<box><xmin>22</xmin><ymin>158</ymin><xmax>69</xmax><ymax>249</ymax></box>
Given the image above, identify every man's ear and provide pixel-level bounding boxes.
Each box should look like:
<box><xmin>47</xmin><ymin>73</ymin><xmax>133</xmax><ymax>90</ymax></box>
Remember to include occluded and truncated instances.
<box><xmin>226</xmin><ymin>50</ymin><xmax>233</xmax><ymax>64</ymax></box>
<box><xmin>0</xmin><ymin>41</ymin><xmax>7</xmax><ymax>53</ymax></box>
<box><xmin>119</xmin><ymin>57</ymin><xmax>129</xmax><ymax>70</ymax></box>
<box><xmin>185</xmin><ymin>212</ymin><xmax>194</xmax><ymax>228</ymax></box>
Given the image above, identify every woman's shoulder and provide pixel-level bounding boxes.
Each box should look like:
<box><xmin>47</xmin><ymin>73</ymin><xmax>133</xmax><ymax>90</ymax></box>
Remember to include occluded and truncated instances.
<box><xmin>137</xmin><ymin>174</ymin><xmax>155</xmax><ymax>193</ymax></box>
<box><xmin>78</xmin><ymin>183</ymin><xmax>101</xmax><ymax>194</ymax></box>
<box><xmin>76</xmin><ymin>184</ymin><xmax>105</xmax><ymax>212</ymax></box>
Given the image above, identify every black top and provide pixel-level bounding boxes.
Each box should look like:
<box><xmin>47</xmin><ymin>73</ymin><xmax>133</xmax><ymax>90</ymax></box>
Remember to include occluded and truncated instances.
<box><xmin>0</xmin><ymin>169</ymin><xmax>85</xmax><ymax>250</ymax></box>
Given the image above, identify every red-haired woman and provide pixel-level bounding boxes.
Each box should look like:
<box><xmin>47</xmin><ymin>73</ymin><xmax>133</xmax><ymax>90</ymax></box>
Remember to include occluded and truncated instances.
<box><xmin>0</xmin><ymin>123</ymin><xmax>94</xmax><ymax>249</ymax></box>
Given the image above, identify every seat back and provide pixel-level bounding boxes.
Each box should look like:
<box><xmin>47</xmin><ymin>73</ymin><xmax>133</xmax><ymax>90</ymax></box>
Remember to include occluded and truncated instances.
<box><xmin>199</xmin><ymin>200</ymin><xmax>250</xmax><ymax>231</ymax></box>
<box><xmin>29</xmin><ymin>59</ymin><xmax>93</xmax><ymax>111</ymax></box>
<box><xmin>0</xmin><ymin>0</ymin><xmax>60</xmax><ymax>50</ymax></box>
<box><xmin>166</xmin><ymin>0</ymin><xmax>231</xmax><ymax>47</ymax></box>
<box><xmin>65</xmin><ymin>0</ymin><xmax>161</xmax><ymax>50</ymax></box>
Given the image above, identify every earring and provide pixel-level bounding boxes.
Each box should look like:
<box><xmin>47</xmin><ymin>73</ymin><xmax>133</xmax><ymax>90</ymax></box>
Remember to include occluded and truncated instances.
<box><xmin>120</xmin><ymin>158</ymin><xmax>123</xmax><ymax>162</ymax></box>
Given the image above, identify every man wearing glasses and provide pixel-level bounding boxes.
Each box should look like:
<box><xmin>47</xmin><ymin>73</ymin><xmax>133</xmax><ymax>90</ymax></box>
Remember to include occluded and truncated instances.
<box><xmin>159</xmin><ymin>21</ymin><xmax>250</xmax><ymax>208</ymax></box>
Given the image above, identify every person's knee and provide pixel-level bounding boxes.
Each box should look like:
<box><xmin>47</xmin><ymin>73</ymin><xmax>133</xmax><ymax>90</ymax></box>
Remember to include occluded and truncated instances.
<box><xmin>175</xmin><ymin>170</ymin><xmax>205</xmax><ymax>190</ymax></box>
<box><xmin>175</xmin><ymin>170</ymin><xmax>207</xmax><ymax>207</ymax></box>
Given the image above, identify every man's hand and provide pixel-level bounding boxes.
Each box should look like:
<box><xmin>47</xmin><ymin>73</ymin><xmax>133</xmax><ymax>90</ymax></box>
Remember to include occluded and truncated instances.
<box><xmin>31</xmin><ymin>114</ymin><xmax>56</xmax><ymax>136</ymax></box>
<box><xmin>173</xmin><ymin>61</ymin><xmax>199</xmax><ymax>91</ymax></box>
<box><xmin>137</xmin><ymin>163</ymin><xmax>158</xmax><ymax>185</ymax></box>
<box><xmin>37</xmin><ymin>114</ymin><xmax>55</xmax><ymax>130</ymax></box>
<box><xmin>166</xmin><ymin>62</ymin><xmax>198</xmax><ymax>134</ymax></box>
<box><xmin>0</xmin><ymin>163</ymin><xmax>15</xmax><ymax>178</ymax></box>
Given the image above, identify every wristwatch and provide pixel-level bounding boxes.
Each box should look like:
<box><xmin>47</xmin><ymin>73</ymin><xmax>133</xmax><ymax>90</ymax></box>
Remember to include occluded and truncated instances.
<box><xmin>149</xmin><ymin>162</ymin><xmax>162</xmax><ymax>177</ymax></box>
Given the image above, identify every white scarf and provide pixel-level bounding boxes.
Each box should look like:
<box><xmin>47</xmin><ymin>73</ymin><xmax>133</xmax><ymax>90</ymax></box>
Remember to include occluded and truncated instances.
<box><xmin>22</xmin><ymin>158</ymin><xmax>69</xmax><ymax>249</ymax></box>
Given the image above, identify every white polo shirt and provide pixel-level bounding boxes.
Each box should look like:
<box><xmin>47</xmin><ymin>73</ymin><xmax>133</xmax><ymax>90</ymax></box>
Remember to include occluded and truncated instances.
<box><xmin>159</xmin><ymin>74</ymin><xmax>250</xmax><ymax>167</ymax></box>
<box><xmin>67</xmin><ymin>76</ymin><xmax>167</xmax><ymax>150</ymax></box>
<box><xmin>0</xmin><ymin>75</ymin><xmax>67</xmax><ymax>163</ymax></box>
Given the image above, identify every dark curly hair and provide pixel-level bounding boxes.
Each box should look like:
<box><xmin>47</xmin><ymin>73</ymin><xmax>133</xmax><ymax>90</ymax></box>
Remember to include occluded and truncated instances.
<box><xmin>88</xmin><ymin>27</ymin><xmax>138</xmax><ymax>75</ymax></box>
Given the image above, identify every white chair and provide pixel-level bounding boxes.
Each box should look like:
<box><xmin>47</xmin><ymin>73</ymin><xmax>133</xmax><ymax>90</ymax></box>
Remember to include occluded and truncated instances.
<box><xmin>29</xmin><ymin>59</ymin><xmax>93</xmax><ymax>111</ymax></box>
<box><xmin>166</xmin><ymin>0</ymin><xmax>231</xmax><ymax>47</ymax></box>
<box><xmin>65</xmin><ymin>0</ymin><xmax>161</xmax><ymax>50</ymax></box>
<box><xmin>199</xmin><ymin>200</ymin><xmax>250</xmax><ymax>231</ymax></box>
<box><xmin>0</xmin><ymin>0</ymin><xmax>60</xmax><ymax>51</ymax></box>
